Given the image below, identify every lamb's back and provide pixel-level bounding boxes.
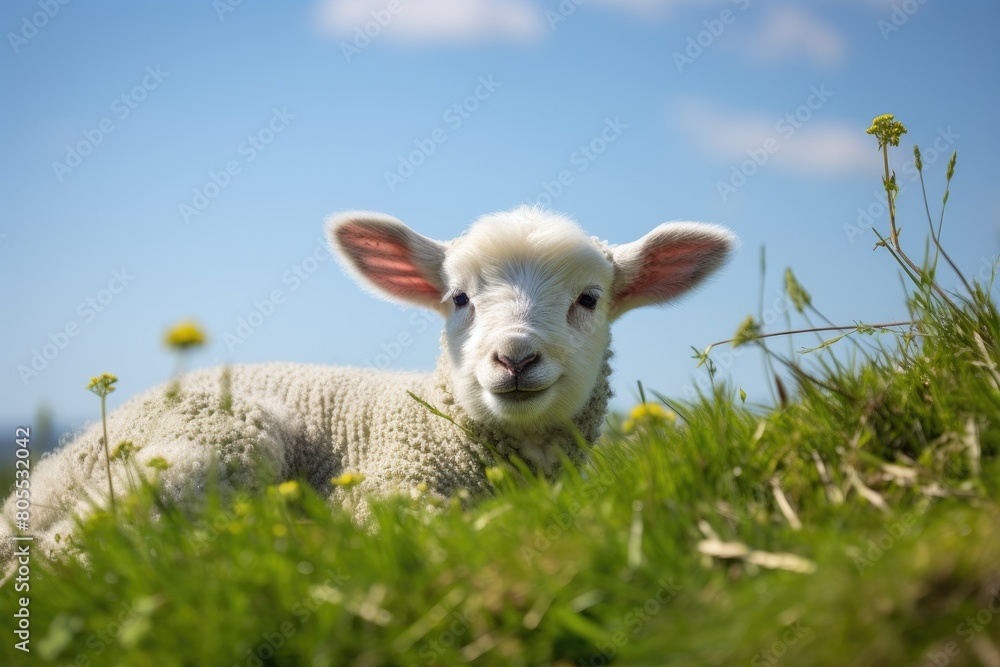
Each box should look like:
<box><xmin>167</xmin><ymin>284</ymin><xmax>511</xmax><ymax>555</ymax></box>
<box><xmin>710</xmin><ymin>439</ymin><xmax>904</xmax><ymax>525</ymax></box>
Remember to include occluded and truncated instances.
<box><xmin>2</xmin><ymin>362</ymin><xmax>488</xmax><ymax>562</ymax></box>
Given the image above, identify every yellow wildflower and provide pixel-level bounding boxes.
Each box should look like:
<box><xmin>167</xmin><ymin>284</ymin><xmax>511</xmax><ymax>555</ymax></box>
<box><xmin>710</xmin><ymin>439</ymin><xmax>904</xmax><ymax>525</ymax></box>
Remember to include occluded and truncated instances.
<box><xmin>86</xmin><ymin>373</ymin><xmax>118</xmax><ymax>397</ymax></box>
<box><xmin>145</xmin><ymin>456</ymin><xmax>170</xmax><ymax>471</ymax></box>
<box><xmin>331</xmin><ymin>471</ymin><xmax>365</xmax><ymax>489</ymax></box>
<box><xmin>623</xmin><ymin>402</ymin><xmax>677</xmax><ymax>433</ymax></box>
<box><xmin>110</xmin><ymin>440</ymin><xmax>138</xmax><ymax>462</ymax></box>
<box><xmin>276</xmin><ymin>480</ymin><xmax>301</xmax><ymax>499</ymax></box>
<box><xmin>165</xmin><ymin>320</ymin><xmax>207</xmax><ymax>349</ymax></box>
<box><xmin>866</xmin><ymin>114</ymin><xmax>908</xmax><ymax>149</ymax></box>
<box><xmin>485</xmin><ymin>467</ymin><xmax>506</xmax><ymax>486</ymax></box>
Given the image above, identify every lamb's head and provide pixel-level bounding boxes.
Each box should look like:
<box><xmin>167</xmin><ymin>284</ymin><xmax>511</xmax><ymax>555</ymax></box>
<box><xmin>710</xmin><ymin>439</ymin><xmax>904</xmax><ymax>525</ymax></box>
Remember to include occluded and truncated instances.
<box><xmin>328</xmin><ymin>206</ymin><xmax>734</xmax><ymax>432</ymax></box>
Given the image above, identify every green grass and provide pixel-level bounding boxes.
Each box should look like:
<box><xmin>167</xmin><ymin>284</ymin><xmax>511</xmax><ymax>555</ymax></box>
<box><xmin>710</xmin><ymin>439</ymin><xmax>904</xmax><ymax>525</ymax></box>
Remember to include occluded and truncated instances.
<box><xmin>3</xmin><ymin>118</ymin><xmax>999</xmax><ymax>665</ymax></box>
<box><xmin>5</xmin><ymin>285</ymin><xmax>999</xmax><ymax>665</ymax></box>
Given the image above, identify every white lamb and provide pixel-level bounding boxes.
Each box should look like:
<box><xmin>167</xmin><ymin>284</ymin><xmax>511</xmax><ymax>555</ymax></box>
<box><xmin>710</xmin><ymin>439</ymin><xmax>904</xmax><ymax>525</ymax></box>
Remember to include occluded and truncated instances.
<box><xmin>1</xmin><ymin>206</ymin><xmax>734</xmax><ymax>561</ymax></box>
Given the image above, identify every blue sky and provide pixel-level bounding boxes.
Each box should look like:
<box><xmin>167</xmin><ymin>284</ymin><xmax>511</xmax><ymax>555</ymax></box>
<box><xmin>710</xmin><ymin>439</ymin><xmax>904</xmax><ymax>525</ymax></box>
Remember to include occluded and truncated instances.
<box><xmin>2</xmin><ymin>0</ymin><xmax>998</xmax><ymax>429</ymax></box>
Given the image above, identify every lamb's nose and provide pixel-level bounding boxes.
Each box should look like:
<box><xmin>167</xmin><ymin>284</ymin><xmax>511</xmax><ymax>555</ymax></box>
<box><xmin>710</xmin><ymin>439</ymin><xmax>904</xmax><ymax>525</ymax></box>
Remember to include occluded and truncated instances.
<box><xmin>495</xmin><ymin>353</ymin><xmax>540</xmax><ymax>377</ymax></box>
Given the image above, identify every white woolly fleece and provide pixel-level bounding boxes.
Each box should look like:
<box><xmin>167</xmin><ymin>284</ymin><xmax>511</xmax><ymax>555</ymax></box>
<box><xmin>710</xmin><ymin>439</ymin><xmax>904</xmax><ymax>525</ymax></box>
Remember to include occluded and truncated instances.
<box><xmin>0</xmin><ymin>352</ymin><xmax>612</xmax><ymax>563</ymax></box>
<box><xmin>1</xmin><ymin>206</ymin><xmax>733</xmax><ymax>565</ymax></box>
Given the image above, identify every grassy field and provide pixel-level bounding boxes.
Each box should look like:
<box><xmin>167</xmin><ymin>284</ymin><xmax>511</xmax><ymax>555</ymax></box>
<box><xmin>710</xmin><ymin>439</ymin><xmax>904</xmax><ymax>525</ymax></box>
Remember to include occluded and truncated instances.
<box><xmin>3</xmin><ymin>118</ymin><xmax>998</xmax><ymax>665</ymax></box>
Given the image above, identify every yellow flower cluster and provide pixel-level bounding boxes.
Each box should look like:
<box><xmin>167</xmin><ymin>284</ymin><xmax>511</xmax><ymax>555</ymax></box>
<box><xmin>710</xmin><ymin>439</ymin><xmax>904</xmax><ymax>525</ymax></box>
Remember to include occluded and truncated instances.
<box><xmin>485</xmin><ymin>466</ymin><xmax>507</xmax><ymax>486</ymax></box>
<box><xmin>164</xmin><ymin>320</ymin><xmax>207</xmax><ymax>349</ymax></box>
<box><xmin>331</xmin><ymin>471</ymin><xmax>366</xmax><ymax>489</ymax></box>
<box><xmin>622</xmin><ymin>402</ymin><xmax>677</xmax><ymax>433</ymax></box>
<box><xmin>145</xmin><ymin>456</ymin><xmax>170</xmax><ymax>471</ymax></box>
<box><xmin>276</xmin><ymin>480</ymin><xmax>301</xmax><ymax>499</ymax></box>
<box><xmin>866</xmin><ymin>114</ymin><xmax>908</xmax><ymax>149</ymax></box>
<box><xmin>110</xmin><ymin>440</ymin><xmax>138</xmax><ymax>462</ymax></box>
<box><xmin>86</xmin><ymin>373</ymin><xmax>118</xmax><ymax>397</ymax></box>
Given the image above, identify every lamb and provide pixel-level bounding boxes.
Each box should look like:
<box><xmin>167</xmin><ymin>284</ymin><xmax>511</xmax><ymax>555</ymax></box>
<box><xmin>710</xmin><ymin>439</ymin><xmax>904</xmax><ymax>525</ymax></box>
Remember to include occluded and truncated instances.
<box><xmin>1</xmin><ymin>206</ymin><xmax>734</xmax><ymax>562</ymax></box>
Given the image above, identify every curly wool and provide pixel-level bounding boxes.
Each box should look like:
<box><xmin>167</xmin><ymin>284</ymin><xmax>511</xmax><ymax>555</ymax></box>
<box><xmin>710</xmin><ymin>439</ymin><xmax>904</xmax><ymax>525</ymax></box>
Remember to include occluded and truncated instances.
<box><xmin>1</xmin><ymin>351</ymin><xmax>613</xmax><ymax>563</ymax></box>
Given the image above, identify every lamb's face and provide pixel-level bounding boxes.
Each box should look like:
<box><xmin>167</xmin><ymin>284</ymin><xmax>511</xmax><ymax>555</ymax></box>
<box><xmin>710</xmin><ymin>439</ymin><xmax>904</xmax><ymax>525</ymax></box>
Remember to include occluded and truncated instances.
<box><xmin>329</xmin><ymin>206</ymin><xmax>735</xmax><ymax>433</ymax></box>
<box><xmin>441</xmin><ymin>212</ymin><xmax>615</xmax><ymax>429</ymax></box>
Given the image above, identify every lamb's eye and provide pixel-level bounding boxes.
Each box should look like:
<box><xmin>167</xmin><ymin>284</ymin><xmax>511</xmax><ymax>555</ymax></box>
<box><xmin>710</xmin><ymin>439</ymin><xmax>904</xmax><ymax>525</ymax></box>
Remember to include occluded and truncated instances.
<box><xmin>453</xmin><ymin>292</ymin><xmax>470</xmax><ymax>308</ymax></box>
<box><xmin>576</xmin><ymin>292</ymin><xmax>598</xmax><ymax>310</ymax></box>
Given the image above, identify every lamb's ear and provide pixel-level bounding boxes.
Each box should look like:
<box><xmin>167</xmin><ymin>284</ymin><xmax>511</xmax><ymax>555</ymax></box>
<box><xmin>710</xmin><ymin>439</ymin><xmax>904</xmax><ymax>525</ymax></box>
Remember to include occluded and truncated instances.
<box><xmin>609</xmin><ymin>222</ymin><xmax>735</xmax><ymax>320</ymax></box>
<box><xmin>327</xmin><ymin>211</ymin><xmax>448</xmax><ymax>312</ymax></box>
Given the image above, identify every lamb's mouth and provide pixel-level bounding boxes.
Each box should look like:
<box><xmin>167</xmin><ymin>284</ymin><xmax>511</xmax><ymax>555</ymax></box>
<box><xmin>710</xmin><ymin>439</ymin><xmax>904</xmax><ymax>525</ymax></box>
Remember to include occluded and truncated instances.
<box><xmin>490</xmin><ymin>382</ymin><xmax>554</xmax><ymax>403</ymax></box>
<box><xmin>494</xmin><ymin>388</ymin><xmax>545</xmax><ymax>402</ymax></box>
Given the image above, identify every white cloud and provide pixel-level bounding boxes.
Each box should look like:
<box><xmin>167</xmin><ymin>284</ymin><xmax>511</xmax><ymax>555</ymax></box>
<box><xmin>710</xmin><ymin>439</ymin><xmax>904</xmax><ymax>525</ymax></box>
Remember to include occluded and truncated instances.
<box><xmin>672</xmin><ymin>96</ymin><xmax>875</xmax><ymax>176</ymax></box>
<box><xmin>597</xmin><ymin>1</ymin><xmax>890</xmax><ymax>69</ymax></box>
<box><xmin>316</xmin><ymin>0</ymin><xmax>544</xmax><ymax>44</ymax></box>
<box><xmin>587</xmin><ymin>0</ymin><xmax>708</xmax><ymax>18</ymax></box>
<box><xmin>589</xmin><ymin>0</ymin><xmax>894</xmax><ymax>18</ymax></box>
<box><xmin>588</xmin><ymin>1</ymin><xmax>849</xmax><ymax>68</ymax></box>
<box><xmin>315</xmin><ymin>0</ymin><xmax>884</xmax><ymax>54</ymax></box>
<box><xmin>850</xmin><ymin>0</ymin><xmax>900</xmax><ymax>8</ymax></box>
<box><xmin>592</xmin><ymin>0</ymin><xmax>898</xmax><ymax>11</ymax></box>
<box><xmin>738</xmin><ymin>5</ymin><xmax>847</xmax><ymax>67</ymax></box>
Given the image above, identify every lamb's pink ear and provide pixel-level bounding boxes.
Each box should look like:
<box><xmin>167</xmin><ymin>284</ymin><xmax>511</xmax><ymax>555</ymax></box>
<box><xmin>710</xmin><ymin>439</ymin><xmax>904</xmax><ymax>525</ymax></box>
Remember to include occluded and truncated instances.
<box><xmin>327</xmin><ymin>211</ymin><xmax>448</xmax><ymax>312</ymax></box>
<box><xmin>610</xmin><ymin>222</ymin><xmax>735</xmax><ymax>320</ymax></box>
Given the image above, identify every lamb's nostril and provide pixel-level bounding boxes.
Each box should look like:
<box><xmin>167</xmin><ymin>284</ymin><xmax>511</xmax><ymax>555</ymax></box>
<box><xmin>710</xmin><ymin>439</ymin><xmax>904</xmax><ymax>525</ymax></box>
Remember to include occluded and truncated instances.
<box><xmin>496</xmin><ymin>353</ymin><xmax>540</xmax><ymax>376</ymax></box>
<box><xmin>513</xmin><ymin>353</ymin><xmax>539</xmax><ymax>374</ymax></box>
